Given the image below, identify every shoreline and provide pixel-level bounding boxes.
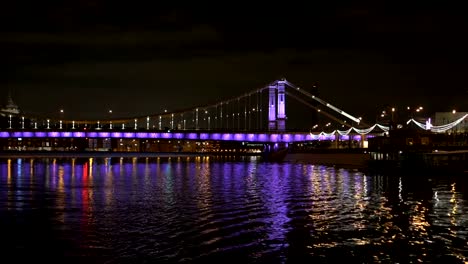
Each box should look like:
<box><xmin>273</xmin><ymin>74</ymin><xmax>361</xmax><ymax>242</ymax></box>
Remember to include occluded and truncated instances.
<box><xmin>0</xmin><ymin>151</ymin><xmax>218</xmax><ymax>159</ymax></box>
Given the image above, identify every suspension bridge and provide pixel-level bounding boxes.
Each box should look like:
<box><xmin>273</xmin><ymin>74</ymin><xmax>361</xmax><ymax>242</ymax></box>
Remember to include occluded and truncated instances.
<box><xmin>1</xmin><ymin>79</ymin><xmax>392</xmax><ymax>154</ymax></box>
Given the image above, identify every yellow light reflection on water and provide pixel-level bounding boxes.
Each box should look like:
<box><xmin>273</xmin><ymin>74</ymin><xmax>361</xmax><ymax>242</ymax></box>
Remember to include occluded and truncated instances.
<box><xmin>29</xmin><ymin>159</ymin><xmax>34</xmax><ymax>181</ymax></box>
<box><xmin>7</xmin><ymin>159</ymin><xmax>11</xmax><ymax>185</ymax></box>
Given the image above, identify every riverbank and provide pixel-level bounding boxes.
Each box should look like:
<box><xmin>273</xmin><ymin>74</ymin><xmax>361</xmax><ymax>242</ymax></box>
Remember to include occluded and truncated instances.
<box><xmin>0</xmin><ymin>151</ymin><xmax>211</xmax><ymax>159</ymax></box>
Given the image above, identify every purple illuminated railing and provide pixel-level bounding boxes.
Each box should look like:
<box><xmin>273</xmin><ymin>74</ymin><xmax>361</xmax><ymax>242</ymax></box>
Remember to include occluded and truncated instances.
<box><xmin>0</xmin><ymin>130</ymin><xmax>371</xmax><ymax>142</ymax></box>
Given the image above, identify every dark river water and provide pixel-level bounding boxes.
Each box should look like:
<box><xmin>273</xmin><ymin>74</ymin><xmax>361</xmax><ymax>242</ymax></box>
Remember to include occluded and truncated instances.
<box><xmin>0</xmin><ymin>156</ymin><xmax>467</xmax><ymax>263</ymax></box>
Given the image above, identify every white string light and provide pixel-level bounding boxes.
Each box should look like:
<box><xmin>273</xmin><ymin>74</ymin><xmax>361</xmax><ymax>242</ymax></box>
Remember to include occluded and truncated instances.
<box><xmin>407</xmin><ymin>114</ymin><xmax>468</xmax><ymax>133</ymax></box>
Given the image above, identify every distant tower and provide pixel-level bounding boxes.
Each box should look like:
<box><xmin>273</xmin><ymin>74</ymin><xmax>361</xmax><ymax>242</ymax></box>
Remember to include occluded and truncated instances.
<box><xmin>0</xmin><ymin>89</ymin><xmax>21</xmax><ymax>116</ymax></box>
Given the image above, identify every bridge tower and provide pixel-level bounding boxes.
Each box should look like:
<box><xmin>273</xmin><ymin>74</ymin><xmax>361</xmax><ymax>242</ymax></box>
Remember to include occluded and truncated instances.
<box><xmin>268</xmin><ymin>84</ymin><xmax>277</xmax><ymax>130</ymax></box>
<box><xmin>276</xmin><ymin>80</ymin><xmax>286</xmax><ymax>131</ymax></box>
<box><xmin>268</xmin><ymin>79</ymin><xmax>287</xmax><ymax>131</ymax></box>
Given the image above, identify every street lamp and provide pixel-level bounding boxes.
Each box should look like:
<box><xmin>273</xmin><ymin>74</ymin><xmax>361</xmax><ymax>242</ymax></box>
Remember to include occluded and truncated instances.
<box><xmin>60</xmin><ymin>109</ymin><xmax>64</xmax><ymax>129</ymax></box>
<box><xmin>109</xmin><ymin>110</ymin><xmax>113</xmax><ymax>129</ymax></box>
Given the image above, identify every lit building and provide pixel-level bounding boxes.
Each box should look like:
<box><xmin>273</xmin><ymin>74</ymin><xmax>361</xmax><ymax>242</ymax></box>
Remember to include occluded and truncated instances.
<box><xmin>0</xmin><ymin>91</ymin><xmax>20</xmax><ymax>116</ymax></box>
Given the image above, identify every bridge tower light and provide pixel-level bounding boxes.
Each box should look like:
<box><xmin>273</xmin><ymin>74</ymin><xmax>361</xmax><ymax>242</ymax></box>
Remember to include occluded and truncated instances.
<box><xmin>195</xmin><ymin>108</ymin><xmax>199</xmax><ymax>130</ymax></box>
<box><xmin>277</xmin><ymin>80</ymin><xmax>286</xmax><ymax>131</ymax></box>
<box><xmin>268</xmin><ymin>84</ymin><xmax>277</xmax><ymax>130</ymax></box>
<box><xmin>171</xmin><ymin>114</ymin><xmax>174</xmax><ymax>129</ymax></box>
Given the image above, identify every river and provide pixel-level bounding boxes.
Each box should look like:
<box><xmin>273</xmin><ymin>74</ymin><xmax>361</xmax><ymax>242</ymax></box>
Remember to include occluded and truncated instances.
<box><xmin>0</xmin><ymin>156</ymin><xmax>467</xmax><ymax>263</ymax></box>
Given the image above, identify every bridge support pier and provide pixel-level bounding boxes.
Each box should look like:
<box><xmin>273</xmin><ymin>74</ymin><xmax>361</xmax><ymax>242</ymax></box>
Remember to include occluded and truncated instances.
<box><xmin>360</xmin><ymin>134</ymin><xmax>366</xmax><ymax>148</ymax></box>
<box><xmin>262</xmin><ymin>142</ymin><xmax>289</xmax><ymax>161</ymax></box>
<box><xmin>334</xmin><ymin>132</ymin><xmax>339</xmax><ymax>149</ymax></box>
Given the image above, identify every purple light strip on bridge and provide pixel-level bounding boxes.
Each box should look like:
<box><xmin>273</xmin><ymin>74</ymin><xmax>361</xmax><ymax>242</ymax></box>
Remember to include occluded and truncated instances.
<box><xmin>35</xmin><ymin>132</ymin><xmax>47</xmax><ymax>137</ymax></box>
<box><xmin>0</xmin><ymin>130</ymin><xmax>367</xmax><ymax>142</ymax></box>
<box><xmin>73</xmin><ymin>132</ymin><xmax>85</xmax><ymax>137</ymax></box>
<box><xmin>200</xmin><ymin>133</ymin><xmax>209</xmax><ymax>140</ymax></box>
<box><xmin>48</xmin><ymin>132</ymin><xmax>60</xmax><ymax>137</ymax></box>
<box><xmin>111</xmin><ymin>132</ymin><xmax>122</xmax><ymax>138</ymax></box>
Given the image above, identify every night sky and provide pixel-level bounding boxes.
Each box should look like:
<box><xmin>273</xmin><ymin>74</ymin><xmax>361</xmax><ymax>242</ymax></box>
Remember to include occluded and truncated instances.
<box><xmin>1</xmin><ymin>1</ymin><xmax>467</xmax><ymax>123</ymax></box>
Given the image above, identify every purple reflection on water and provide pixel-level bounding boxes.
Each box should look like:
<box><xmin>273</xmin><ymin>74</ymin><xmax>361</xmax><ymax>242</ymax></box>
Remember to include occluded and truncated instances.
<box><xmin>124</xmin><ymin>133</ymin><xmax>135</xmax><ymax>138</ymax></box>
<box><xmin>200</xmin><ymin>133</ymin><xmax>209</xmax><ymax>140</ymax></box>
<box><xmin>13</xmin><ymin>132</ymin><xmax>23</xmax><ymax>137</ymax></box>
<box><xmin>112</xmin><ymin>132</ymin><xmax>122</xmax><ymax>138</ymax></box>
<box><xmin>73</xmin><ymin>132</ymin><xmax>85</xmax><ymax>137</ymax></box>
<box><xmin>0</xmin><ymin>132</ymin><xmax>9</xmax><ymax>138</ymax></box>
<box><xmin>187</xmin><ymin>133</ymin><xmax>197</xmax><ymax>140</ymax></box>
<box><xmin>62</xmin><ymin>132</ymin><xmax>72</xmax><ymax>137</ymax></box>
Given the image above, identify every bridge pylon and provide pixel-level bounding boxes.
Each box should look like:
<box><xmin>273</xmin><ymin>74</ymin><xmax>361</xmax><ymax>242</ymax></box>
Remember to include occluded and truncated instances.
<box><xmin>268</xmin><ymin>79</ymin><xmax>287</xmax><ymax>131</ymax></box>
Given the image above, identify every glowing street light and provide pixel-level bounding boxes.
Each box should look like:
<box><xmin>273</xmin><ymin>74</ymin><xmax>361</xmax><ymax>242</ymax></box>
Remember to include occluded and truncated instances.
<box><xmin>109</xmin><ymin>110</ymin><xmax>113</xmax><ymax>129</ymax></box>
